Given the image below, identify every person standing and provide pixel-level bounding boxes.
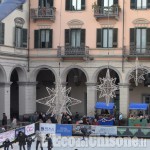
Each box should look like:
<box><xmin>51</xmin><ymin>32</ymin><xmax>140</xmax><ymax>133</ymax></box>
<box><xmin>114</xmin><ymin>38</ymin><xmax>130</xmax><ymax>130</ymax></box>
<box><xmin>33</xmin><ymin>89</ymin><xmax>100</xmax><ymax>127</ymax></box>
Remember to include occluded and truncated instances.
<box><xmin>34</xmin><ymin>130</ymin><xmax>43</xmax><ymax>150</ymax></box>
<box><xmin>2</xmin><ymin>113</ymin><xmax>7</xmax><ymax>129</ymax></box>
<box><xmin>3</xmin><ymin>138</ymin><xmax>13</xmax><ymax>150</ymax></box>
<box><xmin>26</xmin><ymin>137</ymin><xmax>34</xmax><ymax>150</ymax></box>
<box><xmin>15</xmin><ymin>131</ymin><xmax>27</xmax><ymax>150</ymax></box>
<box><xmin>44</xmin><ymin>134</ymin><xmax>53</xmax><ymax>150</ymax></box>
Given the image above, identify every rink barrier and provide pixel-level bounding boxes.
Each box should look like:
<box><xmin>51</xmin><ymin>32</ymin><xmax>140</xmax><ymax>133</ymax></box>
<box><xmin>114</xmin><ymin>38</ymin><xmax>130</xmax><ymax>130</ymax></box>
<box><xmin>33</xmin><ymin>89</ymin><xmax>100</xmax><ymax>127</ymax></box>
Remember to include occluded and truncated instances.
<box><xmin>1</xmin><ymin>122</ymin><xmax>150</xmax><ymax>147</ymax></box>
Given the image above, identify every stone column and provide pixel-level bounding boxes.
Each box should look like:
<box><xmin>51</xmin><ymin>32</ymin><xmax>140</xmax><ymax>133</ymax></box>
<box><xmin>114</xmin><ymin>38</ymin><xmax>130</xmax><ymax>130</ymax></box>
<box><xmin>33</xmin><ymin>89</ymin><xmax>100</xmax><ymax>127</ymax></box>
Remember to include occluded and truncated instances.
<box><xmin>119</xmin><ymin>83</ymin><xmax>130</xmax><ymax>118</ymax></box>
<box><xmin>18</xmin><ymin>82</ymin><xmax>37</xmax><ymax>115</ymax></box>
<box><xmin>86</xmin><ymin>82</ymin><xmax>97</xmax><ymax>116</ymax></box>
<box><xmin>0</xmin><ymin>82</ymin><xmax>11</xmax><ymax>120</ymax></box>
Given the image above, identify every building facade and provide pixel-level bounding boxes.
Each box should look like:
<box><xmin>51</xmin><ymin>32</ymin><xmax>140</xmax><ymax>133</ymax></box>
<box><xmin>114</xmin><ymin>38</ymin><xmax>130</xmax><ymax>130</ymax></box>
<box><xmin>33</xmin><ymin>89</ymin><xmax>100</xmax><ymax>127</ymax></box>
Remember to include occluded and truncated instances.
<box><xmin>0</xmin><ymin>0</ymin><xmax>150</xmax><ymax>120</ymax></box>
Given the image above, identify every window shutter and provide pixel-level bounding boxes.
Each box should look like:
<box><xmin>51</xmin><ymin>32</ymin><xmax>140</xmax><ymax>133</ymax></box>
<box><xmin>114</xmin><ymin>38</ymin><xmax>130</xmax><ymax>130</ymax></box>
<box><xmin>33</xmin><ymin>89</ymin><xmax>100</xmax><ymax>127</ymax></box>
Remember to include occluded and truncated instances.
<box><xmin>49</xmin><ymin>29</ymin><xmax>53</xmax><ymax>48</ymax></box>
<box><xmin>47</xmin><ymin>0</ymin><xmax>53</xmax><ymax>7</ymax></box>
<box><xmin>130</xmin><ymin>28</ymin><xmax>136</xmax><ymax>47</ymax></box>
<box><xmin>113</xmin><ymin>28</ymin><xmax>118</xmax><ymax>48</ymax></box>
<box><xmin>81</xmin><ymin>0</ymin><xmax>85</xmax><ymax>10</ymax></box>
<box><xmin>147</xmin><ymin>0</ymin><xmax>150</xmax><ymax>8</ymax></box>
<box><xmin>130</xmin><ymin>0</ymin><xmax>136</xmax><ymax>9</ymax></box>
<box><xmin>97</xmin><ymin>0</ymin><xmax>103</xmax><ymax>7</ymax></box>
<box><xmin>81</xmin><ymin>29</ymin><xmax>86</xmax><ymax>46</ymax></box>
<box><xmin>14</xmin><ymin>27</ymin><xmax>17</xmax><ymax>47</ymax></box>
<box><xmin>38</xmin><ymin>0</ymin><xmax>42</xmax><ymax>8</ymax></box>
<box><xmin>34</xmin><ymin>30</ymin><xmax>40</xmax><ymax>48</ymax></box>
<box><xmin>0</xmin><ymin>23</ymin><xmax>4</xmax><ymax>44</ymax></box>
<box><xmin>114</xmin><ymin>0</ymin><xmax>118</xmax><ymax>5</ymax></box>
<box><xmin>65</xmin><ymin>0</ymin><xmax>71</xmax><ymax>10</ymax></box>
<box><xmin>147</xmin><ymin>28</ymin><xmax>150</xmax><ymax>48</ymax></box>
<box><xmin>22</xmin><ymin>29</ymin><xmax>27</xmax><ymax>48</ymax></box>
<box><xmin>65</xmin><ymin>29</ymin><xmax>70</xmax><ymax>46</ymax></box>
<box><xmin>96</xmin><ymin>29</ymin><xmax>102</xmax><ymax>48</ymax></box>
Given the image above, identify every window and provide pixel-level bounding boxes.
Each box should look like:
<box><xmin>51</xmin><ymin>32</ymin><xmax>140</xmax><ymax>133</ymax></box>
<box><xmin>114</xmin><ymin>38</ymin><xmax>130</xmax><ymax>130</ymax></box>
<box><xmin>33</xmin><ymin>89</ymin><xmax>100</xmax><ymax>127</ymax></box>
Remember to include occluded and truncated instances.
<box><xmin>17</xmin><ymin>4</ymin><xmax>23</xmax><ymax>10</ymax></box>
<box><xmin>15</xmin><ymin>27</ymin><xmax>27</xmax><ymax>48</ymax></box>
<box><xmin>65</xmin><ymin>29</ymin><xmax>85</xmax><ymax>47</ymax></box>
<box><xmin>130</xmin><ymin>28</ymin><xmax>150</xmax><ymax>54</ymax></box>
<box><xmin>131</xmin><ymin>0</ymin><xmax>150</xmax><ymax>9</ymax></box>
<box><xmin>34</xmin><ymin>29</ymin><xmax>53</xmax><ymax>48</ymax></box>
<box><xmin>0</xmin><ymin>22</ymin><xmax>5</xmax><ymax>45</ymax></box>
<box><xmin>65</xmin><ymin>0</ymin><xmax>85</xmax><ymax>11</ymax></box>
<box><xmin>104</xmin><ymin>0</ymin><xmax>114</xmax><ymax>7</ymax></box>
<box><xmin>97</xmin><ymin>0</ymin><xmax>118</xmax><ymax>7</ymax></box>
<box><xmin>96</xmin><ymin>28</ymin><xmax>118</xmax><ymax>48</ymax></box>
<box><xmin>39</xmin><ymin>0</ymin><xmax>54</xmax><ymax>8</ymax></box>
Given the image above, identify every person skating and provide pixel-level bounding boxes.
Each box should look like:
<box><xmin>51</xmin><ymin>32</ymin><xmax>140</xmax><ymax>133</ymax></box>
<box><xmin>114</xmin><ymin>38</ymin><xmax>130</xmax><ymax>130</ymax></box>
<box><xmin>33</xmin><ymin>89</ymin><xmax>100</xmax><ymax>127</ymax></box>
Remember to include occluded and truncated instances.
<box><xmin>26</xmin><ymin>137</ymin><xmax>34</xmax><ymax>150</ymax></box>
<box><xmin>3</xmin><ymin>138</ymin><xmax>13</xmax><ymax>150</ymax></box>
<box><xmin>33</xmin><ymin>130</ymin><xmax>43</xmax><ymax>150</ymax></box>
<box><xmin>44</xmin><ymin>134</ymin><xmax>53</xmax><ymax>150</ymax></box>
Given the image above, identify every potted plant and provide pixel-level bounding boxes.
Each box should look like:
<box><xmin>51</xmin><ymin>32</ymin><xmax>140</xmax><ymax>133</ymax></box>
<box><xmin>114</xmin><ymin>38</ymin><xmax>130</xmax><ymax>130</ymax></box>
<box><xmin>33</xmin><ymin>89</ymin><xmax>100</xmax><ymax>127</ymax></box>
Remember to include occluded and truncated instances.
<box><xmin>110</xmin><ymin>4</ymin><xmax>121</xmax><ymax>13</ymax></box>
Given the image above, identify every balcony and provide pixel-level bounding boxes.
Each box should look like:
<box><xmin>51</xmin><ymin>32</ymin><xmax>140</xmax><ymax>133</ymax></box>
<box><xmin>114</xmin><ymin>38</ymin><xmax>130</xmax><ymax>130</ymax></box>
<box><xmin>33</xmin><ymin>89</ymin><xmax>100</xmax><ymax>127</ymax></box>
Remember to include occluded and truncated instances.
<box><xmin>57</xmin><ymin>46</ymin><xmax>89</xmax><ymax>59</ymax></box>
<box><xmin>94</xmin><ymin>6</ymin><xmax>119</xmax><ymax>20</ymax></box>
<box><xmin>30</xmin><ymin>7</ymin><xmax>55</xmax><ymax>21</ymax></box>
<box><xmin>128</xmin><ymin>46</ymin><xmax>150</xmax><ymax>57</ymax></box>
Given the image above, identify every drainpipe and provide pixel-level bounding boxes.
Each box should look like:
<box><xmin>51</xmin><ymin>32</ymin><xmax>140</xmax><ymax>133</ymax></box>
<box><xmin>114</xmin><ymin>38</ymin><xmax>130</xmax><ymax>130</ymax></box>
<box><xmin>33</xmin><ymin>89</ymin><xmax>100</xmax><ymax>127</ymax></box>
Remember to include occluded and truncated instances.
<box><xmin>27</xmin><ymin>0</ymin><xmax>30</xmax><ymax>72</ymax></box>
<box><xmin>122</xmin><ymin>0</ymin><xmax>125</xmax><ymax>72</ymax></box>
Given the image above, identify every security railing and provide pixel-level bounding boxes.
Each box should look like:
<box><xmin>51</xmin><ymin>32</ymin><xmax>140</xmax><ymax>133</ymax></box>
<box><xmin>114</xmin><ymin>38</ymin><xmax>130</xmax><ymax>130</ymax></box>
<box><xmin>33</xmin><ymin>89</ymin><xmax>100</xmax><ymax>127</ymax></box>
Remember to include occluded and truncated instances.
<box><xmin>30</xmin><ymin>7</ymin><xmax>55</xmax><ymax>21</ymax></box>
<box><xmin>94</xmin><ymin>6</ymin><xmax>119</xmax><ymax>19</ymax></box>
<box><xmin>129</xmin><ymin>46</ymin><xmax>150</xmax><ymax>55</ymax></box>
<box><xmin>57</xmin><ymin>46</ymin><xmax>89</xmax><ymax>58</ymax></box>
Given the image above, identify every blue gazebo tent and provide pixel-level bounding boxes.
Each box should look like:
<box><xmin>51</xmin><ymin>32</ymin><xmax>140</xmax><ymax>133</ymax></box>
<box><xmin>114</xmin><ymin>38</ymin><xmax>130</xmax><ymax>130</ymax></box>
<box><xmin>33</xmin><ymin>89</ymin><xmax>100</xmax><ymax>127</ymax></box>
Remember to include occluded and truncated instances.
<box><xmin>95</xmin><ymin>102</ymin><xmax>114</xmax><ymax>110</ymax></box>
<box><xmin>129</xmin><ymin>103</ymin><xmax>148</xmax><ymax>110</ymax></box>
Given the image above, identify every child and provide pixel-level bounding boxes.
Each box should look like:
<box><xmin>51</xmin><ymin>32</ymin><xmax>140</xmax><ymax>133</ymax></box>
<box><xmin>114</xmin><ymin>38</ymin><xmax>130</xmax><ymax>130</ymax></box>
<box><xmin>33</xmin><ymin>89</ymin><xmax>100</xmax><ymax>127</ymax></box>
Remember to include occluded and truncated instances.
<box><xmin>44</xmin><ymin>134</ymin><xmax>53</xmax><ymax>150</ymax></box>
<box><xmin>26</xmin><ymin>137</ymin><xmax>34</xmax><ymax>150</ymax></box>
<box><xmin>3</xmin><ymin>138</ymin><xmax>13</xmax><ymax>150</ymax></box>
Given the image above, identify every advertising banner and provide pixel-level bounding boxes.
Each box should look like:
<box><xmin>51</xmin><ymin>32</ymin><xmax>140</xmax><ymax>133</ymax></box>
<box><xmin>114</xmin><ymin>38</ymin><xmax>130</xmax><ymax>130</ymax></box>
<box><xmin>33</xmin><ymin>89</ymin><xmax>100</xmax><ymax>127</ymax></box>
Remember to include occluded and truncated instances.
<box><xmin>39</xmin><ymin>123</ymin><xmax>56</xmax><ymax>134</ymax></box>
<box><xmin>0</xmin><ymin>130</ymin><xmax>15</xmax><ymax>145</ymax></box>
<box><xmin>15</xmin><ymin>127</ymin><xmax>25</xmax><ymax>137</ymax></box>
<box><xmin>56</xmin><ymin>124</ymin><xmax>72</xmax><ymax>136</ymax></box>
<box><xmin>25</xmin><ymin>123</ymin><xmax>35</xmax><ymax>136</ymax></box>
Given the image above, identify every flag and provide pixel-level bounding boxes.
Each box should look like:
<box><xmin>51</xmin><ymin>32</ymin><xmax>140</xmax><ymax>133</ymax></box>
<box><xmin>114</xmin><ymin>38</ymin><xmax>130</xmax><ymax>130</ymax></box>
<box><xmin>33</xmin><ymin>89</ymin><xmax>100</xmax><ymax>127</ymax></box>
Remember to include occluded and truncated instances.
<box><xmin>0</xmin><ymin>0</ymin><xmax>26</xmax><ymax>21</ymax></box>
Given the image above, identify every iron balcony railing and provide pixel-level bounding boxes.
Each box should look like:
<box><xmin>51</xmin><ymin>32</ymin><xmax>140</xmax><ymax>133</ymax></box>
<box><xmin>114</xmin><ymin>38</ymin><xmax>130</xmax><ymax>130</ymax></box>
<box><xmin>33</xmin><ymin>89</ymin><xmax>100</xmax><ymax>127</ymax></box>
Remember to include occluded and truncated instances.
<box><xmin>57</xmin><ymin>46</ymin><xmax>89</xmax><ymax>58</ymax></box>
<box><xmin>130</xmin><ymin>46</ymin><xmax>150</xmax><ymax>55</ymax></box>
<box><xmin>94</xmin><ymin>6</ymin><xmax>119</xmax><ymax>19</ymax></box>
<box><xmin>30</xmin><ymin>7</ymin><xmax>55</xmax><ymax>20</ymax></box>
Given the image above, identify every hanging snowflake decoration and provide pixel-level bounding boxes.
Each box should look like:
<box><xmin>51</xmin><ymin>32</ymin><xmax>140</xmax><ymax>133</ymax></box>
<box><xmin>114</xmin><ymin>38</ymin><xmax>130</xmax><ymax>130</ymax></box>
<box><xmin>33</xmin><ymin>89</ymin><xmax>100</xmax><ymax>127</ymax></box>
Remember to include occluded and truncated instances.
<box><xmin>36</xmin><ymin>78</ymin><xmax>82</xmax><ymax>115</ymax></box>
<box><xmin>94</xmin><ymin>68</ymin><xmax>118</xmax><ymax>105</ymax></box>
<box><xmin>128</xmin><ymin>57</ymin><xmax>149</xmax><ymax>86</ymax></box>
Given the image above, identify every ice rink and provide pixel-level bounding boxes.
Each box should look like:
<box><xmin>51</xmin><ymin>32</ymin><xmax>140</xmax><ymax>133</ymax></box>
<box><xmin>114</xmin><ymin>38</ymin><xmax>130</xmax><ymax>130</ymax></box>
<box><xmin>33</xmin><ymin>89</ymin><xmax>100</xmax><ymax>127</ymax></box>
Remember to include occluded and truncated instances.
<box><xmin>0</xmin><ymin>136</ymin><xmax>150</xmax><ymax>150</ymax></box>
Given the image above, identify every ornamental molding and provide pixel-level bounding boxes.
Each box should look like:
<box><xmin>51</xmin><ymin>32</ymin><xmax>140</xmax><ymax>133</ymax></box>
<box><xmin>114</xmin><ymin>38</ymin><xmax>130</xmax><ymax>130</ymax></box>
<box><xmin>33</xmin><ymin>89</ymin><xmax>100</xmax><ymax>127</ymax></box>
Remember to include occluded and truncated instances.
<box><xmin>67</xmin><ymin>19</ymin><xmax>84</xmax><ymax>28</ymax></box>
<box><xmin>99</xmin><ymin>20</ymin><xmax>116</xmax><ymax>28</ymax></box>
<box><xmin>132</xmin><ymin>18</ymin><xmax>150</xmax><ymax>27</ymax></box>
<box><xmin>37</xmin><ymin>24</ymin><xmax>52</xmax><ymax>29</ymax></box>
<box><xmin>14</xmin><ymin>17</ymin><xmax>25</xmax><ymax>27</ymax></box>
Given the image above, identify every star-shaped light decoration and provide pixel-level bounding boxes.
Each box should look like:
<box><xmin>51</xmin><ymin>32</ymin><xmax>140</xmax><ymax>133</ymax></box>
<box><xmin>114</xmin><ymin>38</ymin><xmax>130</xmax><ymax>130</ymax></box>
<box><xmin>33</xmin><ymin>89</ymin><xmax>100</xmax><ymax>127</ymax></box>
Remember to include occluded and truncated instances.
<box><xmin>94</xmin><ymin>68</ymin><xmax>118</xmax><ymax>105</ymax></box>
<box><xmin>128</xmin><ymin>57</ymin><xmax>149</xmax><ymax>86</ymax></box>
<box><xmin>36</xmin><ymin>78</ymin><xmax>82</xmax><ymax>115</ymax></box>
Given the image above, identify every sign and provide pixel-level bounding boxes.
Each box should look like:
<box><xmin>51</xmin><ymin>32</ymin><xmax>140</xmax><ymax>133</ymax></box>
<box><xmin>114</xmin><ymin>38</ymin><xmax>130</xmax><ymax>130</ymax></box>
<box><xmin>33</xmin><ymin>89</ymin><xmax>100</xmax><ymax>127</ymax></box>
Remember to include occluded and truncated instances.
<box><xmin>25</xmin><ymin>123</ymin><xmax>35</xmax><ymax>136</ymax></box>
<box><xmin>56</xmin><ymin>124</ymin><xmax>72</xmax><ymax>136</ymax></box>
<box><xmin>0</xmin><ymin>130</ymin><xmax>15</xmax><ymax>145</ymax></box>
<box><xmin>15</xmin><ymin>127</ymin><xmax>25</xmax><ymax>137</ymax></box>
<box><xmin>40</xmin><ymin>123</ymin><xmax>56</xmax><ymax>134</ymax></box>
<box><xmin>91</xmin><ymin>126</ymin><xmax>117</xmax><ymax>136</ymax></box>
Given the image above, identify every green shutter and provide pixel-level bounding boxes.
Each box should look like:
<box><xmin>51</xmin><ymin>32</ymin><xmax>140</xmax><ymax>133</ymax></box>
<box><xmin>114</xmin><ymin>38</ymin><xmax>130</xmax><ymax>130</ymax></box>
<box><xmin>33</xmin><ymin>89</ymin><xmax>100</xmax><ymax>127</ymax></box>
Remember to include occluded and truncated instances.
<box><xmin>81</xmin><ymin>0</ymin><xmax>85</xmax><ymax>10</ymax></box>
<box><xmin>47</xmin><ymin>0</ymin><xmax>54</xmax><ymax>7</ymax></box>
<box><xmin>65</xmin><ymin>29</ymin><xmax>70</xmax><ymax>46</ymax></box>
<box><xmin>49</xmin><ymin>29</ymin><xmax>53</xmax><ymax>48</ymax></box>
<box><xmin>81</xmin><ymin>29</ymin><xmax>86</xmax><ymax>46</ymax></box>
<box><xmin>147</xmin><ymin>28</ymin><xmax>150</xmax><ymax>48</ymax></box>
<box><xmin>97</xmin><ymin>0</ymin><xmax>103</xmax><ymax>7</ymax></box>
<box><xmin>0</xmin><ymin>23</ymin><xmax>4</xmax><ymax>44</ymax></box>
<box><xmin>147</xmin><ymin>0</ymin><xmax>150</xmax><ymax>8</ymax></box>
<box><xmin>114</xmin><ymin>0</ymin><xmax>118</xmax><ymax>5</ymax></box>
<box><xmin>22</xmin><ymin>28</ymin><xmax>27</xmax><ymax>48</ymax></box>
<box><xmin>113</xmin><ymin>28</ymin><xmax>118</xmax><ymax>48</ymax></box>
<box><xmin>130</xmin><ymin>28</ymin><xmax>136</xmax><ymax>47</ymax></box>
<box><xmin>65</xmin><ymin>0</ymin><xmax>71</xmax><ymax>10</ymax></box>
<box><xmin>130</xmin><ymin>0</ymin><xmax>136</xmax><ymax>9</ymax></box>
<box><xmin>34</xmin><ymin>30</ymin><xmax>40</xmax><ymax>48</ymax></box>
<box><xmin>14</xmin><ymin>27</ymin><xmax>17</xmax><ymax>47</ymax></box>
<box><xmin>96</xmin><ymin>29</ymin><xmax>102</xmax><ymax>48</ymax></box>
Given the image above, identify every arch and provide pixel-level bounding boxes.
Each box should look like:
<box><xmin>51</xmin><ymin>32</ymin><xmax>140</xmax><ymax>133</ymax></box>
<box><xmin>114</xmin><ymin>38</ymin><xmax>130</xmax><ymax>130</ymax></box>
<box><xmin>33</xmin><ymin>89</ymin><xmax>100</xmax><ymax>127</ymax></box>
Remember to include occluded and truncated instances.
<box><xmin>30</xmin><ymin>65</ymin><xmax>57</xmax><ymax>82</ymax></box>
<box><xmin>125</xmin><ymin>66</ymin><xmax>150</xmax><ymax>83</ymax></box>
<box><xmin>9</xmin><ymin>65</ymin><xmax>27</xmax><ymax>82</ymax></box>
<box><xmin>61</xmin><ymin>65</ymin><xmax>89</xmax><ymax>83</ymax></box>
<box><xmin>92</xmin><ymin>65</ymin><xmax>123</xmax><ymax>83</ymax></box>
<box><xmin>0</xmin><ymin>64</ymin><xmax>7</xmax><ymax>82</ymax></box>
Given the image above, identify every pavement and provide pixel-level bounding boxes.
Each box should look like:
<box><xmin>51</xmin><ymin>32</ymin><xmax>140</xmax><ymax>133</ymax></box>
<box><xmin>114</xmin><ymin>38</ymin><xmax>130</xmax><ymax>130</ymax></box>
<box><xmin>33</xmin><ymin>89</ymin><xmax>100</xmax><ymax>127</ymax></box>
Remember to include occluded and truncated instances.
<box><xmin>0</xmin><ymin>136</ymin><xmax>150</xmax><ymax>150</ymax></box>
